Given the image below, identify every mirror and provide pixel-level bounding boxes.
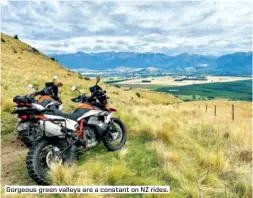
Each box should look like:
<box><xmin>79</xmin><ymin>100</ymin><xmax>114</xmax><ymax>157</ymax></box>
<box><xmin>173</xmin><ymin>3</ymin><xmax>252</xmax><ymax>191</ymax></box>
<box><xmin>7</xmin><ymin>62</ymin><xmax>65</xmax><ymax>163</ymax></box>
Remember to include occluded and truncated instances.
<box><xmin>53</xmin><ymin>75</ymin><xmax>58</xmax><ymax>80</ymax></box>
<box><xmin>96</xmin><ymin>76</ymin><xmax>100</xmax><ymax>85</ymax></box>
<box><xmin>28</xmin><ymin>84</ymin><xmax>33</xmax><ymax>88</ymax></box>
<box><xmin>72</xmin><ymin>86</ymin><xmax>77</xmax><ymax>91</ymax></box>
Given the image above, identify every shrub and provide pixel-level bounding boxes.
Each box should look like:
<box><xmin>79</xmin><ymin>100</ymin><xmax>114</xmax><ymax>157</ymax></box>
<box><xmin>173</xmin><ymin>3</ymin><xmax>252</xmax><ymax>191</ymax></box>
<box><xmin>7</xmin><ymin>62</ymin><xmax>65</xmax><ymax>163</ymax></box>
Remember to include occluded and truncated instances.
<box><xmin>84</xmin><ymin>77</ymin><xmax>91</xmax><ymax>81</ymax></box>
<box><xmin>77</xmin><ymin>72</ymin><xmax>84</xmax><ymax>79</ymax></box>
<box><xmin>1</xmin><ymin>38</ymin><xmax>5</xmax><ymax>42</ymax></box>
<box><xmin>50</xmin><ymin>57</ymin><xmax>56</xmax><ymax>61</ymax></box>
<box><xmin>13</xmin><ymin>48</ymin><xmax>17</xmax><ymax>53</ymax></box>
<box><xmin>234</xmin><ymin>182</ymin><xmax>246</xmax><ymax>197</ymax></box>
<box><xmin>136</xmin><ymin>92</ymin><xmax>141</xmax><ymax>98</ymax></box>
<box><xmin>239</xmin><ymin>150</ymin><xmax>252</xmax><ymax>162</ymax></box>
<box><xmin>30</xmin><ymin>47</ymin><xmax>39</xmax><ymax>54</ymax></box>
<box><xmin>3</xmin><ymin>84</ymin><xmax>8</xmax><ymax>90</ymax></box>
<box><xmin>13</xmin><ymin>34</ymin><xmax>19</xmax><ymax>40</ymax></box>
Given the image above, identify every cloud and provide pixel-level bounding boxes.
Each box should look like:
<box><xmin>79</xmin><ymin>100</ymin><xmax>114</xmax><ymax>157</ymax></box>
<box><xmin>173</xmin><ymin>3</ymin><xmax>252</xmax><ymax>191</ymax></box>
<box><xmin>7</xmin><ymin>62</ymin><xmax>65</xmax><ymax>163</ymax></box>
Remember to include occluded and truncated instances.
<box><xmin>1</xmin><ymin>0</ymin><xmax>252</xmax><ymax>55</ymax></box>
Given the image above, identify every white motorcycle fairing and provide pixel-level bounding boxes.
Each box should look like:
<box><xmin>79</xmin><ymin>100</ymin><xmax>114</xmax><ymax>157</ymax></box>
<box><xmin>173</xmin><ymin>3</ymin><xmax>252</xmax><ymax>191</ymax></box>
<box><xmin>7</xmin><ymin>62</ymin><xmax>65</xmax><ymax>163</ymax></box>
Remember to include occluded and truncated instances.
<box><xmin>40</xmin><ymin>110</ymin><xmax>112</xmax><ymax>137</ymax></box>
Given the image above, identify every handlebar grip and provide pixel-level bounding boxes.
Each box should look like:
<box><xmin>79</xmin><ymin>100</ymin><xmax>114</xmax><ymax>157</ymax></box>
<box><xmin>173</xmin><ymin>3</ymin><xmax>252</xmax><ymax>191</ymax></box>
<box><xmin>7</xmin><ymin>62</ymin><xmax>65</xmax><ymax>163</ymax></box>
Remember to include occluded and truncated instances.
<box><xmin>71</xmin><ymin>96</ymin><xmax>81</xmax><ymax>103</ymax></box>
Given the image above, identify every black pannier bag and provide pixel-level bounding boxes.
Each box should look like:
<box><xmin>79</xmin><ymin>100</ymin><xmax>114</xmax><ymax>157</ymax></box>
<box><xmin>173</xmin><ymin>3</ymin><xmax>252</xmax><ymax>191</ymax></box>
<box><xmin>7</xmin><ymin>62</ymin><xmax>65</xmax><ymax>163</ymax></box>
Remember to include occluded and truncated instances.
<box><xmin>13</xmin><ymin>95</ymin><xmax>34</xmax><ymax>103</ymax></box>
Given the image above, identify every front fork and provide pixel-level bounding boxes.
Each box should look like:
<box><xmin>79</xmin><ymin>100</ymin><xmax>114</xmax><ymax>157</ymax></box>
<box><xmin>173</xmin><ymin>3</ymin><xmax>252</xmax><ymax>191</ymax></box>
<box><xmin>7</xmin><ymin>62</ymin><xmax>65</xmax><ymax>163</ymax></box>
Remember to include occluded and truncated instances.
<box><xmin>107</xmin><ymin>118</ymin><xmax>119</xmax><ymax>141</ymax></box>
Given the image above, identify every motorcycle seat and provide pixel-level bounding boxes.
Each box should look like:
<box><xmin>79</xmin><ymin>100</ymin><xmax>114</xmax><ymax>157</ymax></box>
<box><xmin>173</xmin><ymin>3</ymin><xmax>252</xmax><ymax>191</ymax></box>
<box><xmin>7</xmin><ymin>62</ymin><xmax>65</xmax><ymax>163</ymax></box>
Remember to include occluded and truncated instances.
<box><xmin>44</xmin><ymin>108</ymin><xmax>89</xmax><ymax>121</ymax></box>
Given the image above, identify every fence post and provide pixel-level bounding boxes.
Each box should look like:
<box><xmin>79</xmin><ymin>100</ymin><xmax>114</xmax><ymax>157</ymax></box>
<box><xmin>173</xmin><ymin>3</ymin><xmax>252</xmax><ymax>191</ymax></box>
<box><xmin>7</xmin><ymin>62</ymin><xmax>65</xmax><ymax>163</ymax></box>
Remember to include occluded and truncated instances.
<box><xmin>205</xmin><ymin>105</ymin><xmax>208</xmax><ymax>112</ymax></box>
<box><xmin>232</xmin><ymin>104</ymin><xmax>235</xmax><ymax>121</ymax></box>
<box><xmin>214</xmin><ymin>105</ymin><xmax>217</xmax><ymax>116</ymax></box>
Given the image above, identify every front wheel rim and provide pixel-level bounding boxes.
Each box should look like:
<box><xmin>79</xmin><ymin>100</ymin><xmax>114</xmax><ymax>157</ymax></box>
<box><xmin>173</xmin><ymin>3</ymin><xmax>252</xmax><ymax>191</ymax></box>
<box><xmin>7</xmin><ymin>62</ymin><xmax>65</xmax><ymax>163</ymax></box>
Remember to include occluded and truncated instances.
<box><xmin>107</xmin><ymin>122</ymin><xmax>123</xmax><ymax>146</ymax></box>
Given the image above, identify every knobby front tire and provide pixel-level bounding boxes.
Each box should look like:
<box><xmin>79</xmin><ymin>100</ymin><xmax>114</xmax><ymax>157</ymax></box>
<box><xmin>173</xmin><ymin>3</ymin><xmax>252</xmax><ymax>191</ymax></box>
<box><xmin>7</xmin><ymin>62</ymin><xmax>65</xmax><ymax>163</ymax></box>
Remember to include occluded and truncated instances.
<box><xmin>103</xmin><ymin>117</ymin><xmax>127</xmax><ymax>151</ymax></box>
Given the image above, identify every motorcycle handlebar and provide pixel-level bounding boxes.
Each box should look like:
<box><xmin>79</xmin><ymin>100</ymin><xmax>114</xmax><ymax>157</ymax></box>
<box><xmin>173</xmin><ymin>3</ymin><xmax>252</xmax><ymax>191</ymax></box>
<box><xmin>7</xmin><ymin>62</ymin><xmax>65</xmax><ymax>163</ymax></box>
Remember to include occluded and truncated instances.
<box><xmin>36</xmin><ymin>82</ymin><xmax>63</xmax><ymax>96</ymax></box>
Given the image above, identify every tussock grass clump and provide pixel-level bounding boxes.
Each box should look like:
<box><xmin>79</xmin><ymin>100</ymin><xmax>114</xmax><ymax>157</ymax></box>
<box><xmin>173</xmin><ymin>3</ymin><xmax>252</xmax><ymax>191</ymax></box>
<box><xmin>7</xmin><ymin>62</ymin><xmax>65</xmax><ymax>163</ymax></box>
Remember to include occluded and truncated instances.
<box><xmin>85</xmin><ymin>162</ymin><xmax>103</xmax><ymax>181</ymax></box>
<box><xmin>152</xmin><ymin>141</ymin><xmax>181</xmax><ymax>165</ymax></box>
<box><xmin>197</xmin><ymin>150</ymin><xmax>228</xmax><ymax>173</ymax></box>
<box><xmin>2</xmin><ymin>99</ymin><xmax>14</xmax><ymax>112</ymax></box>
<box><xmin>234</xmin><ymin>182</ymin><xmax>247</xmax><ymax>197</ymax></box>
<box><xmin>106</xmin><ymin>164</ymin><xmax>131</xmax><ymax>185</ymax></box>
<box><xmin>50</xmin><ymin>164</ymin><xmax>78</xmax><ymax>185</ymax></box>
<box><xmin>200</xmin><ymin>172</ymin><xmax>224</xmax><ymax>187</ymax></box>
<box><xmin>238</xmin><ymin>149</ymin><xmax>252</xmax><ymax>162</ymax></box>
<box><xmin>117</xmin><ymin>148</ymin><xmax>128</xmax><ymax>161</ymax></box>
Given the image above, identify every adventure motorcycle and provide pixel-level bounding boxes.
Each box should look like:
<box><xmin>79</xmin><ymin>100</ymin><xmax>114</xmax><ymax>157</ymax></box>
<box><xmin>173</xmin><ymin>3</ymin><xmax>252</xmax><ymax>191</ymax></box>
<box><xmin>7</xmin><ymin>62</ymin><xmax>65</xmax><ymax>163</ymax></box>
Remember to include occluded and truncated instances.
<box><xmin>24</xmin><ymin>76</ymin><xmax>127</xmax><ymax>185</ymax></box>
<box><xmin>13</xmin><ymin>76</ymin><xmax>63</xmax><ymax>147</ymax></box>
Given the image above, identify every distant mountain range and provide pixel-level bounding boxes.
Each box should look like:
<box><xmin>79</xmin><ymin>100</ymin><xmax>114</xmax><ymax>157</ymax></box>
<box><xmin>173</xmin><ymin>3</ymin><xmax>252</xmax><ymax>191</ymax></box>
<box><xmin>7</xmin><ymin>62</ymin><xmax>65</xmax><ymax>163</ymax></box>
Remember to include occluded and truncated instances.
<box><xmin>51</xmin><ymin>51</ymin><xmax>252</xmax><ymax>76</ymax></box>
<box><xmin>212</xmin><ymin>52</ymin><xmax>252</xmax><ymax>76</ymax></box>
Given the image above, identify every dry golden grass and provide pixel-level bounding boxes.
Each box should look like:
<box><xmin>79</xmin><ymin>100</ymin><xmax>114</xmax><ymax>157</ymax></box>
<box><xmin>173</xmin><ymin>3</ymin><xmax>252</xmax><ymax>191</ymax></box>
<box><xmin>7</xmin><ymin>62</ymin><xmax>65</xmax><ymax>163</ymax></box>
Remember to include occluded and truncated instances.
<box><xmin>2</xmin><ymin>99</ymin><xmax>14</xmax><ymax>112</ymax></box>
<box><xmin>117</xmin><ymin>148</ymin><xmax>128</xmax><ymax>161</ymax></box>
<box><xmin>48</xmin><ymin>100</ymin><xmax>252</xmax><ymax>197</ymax></box>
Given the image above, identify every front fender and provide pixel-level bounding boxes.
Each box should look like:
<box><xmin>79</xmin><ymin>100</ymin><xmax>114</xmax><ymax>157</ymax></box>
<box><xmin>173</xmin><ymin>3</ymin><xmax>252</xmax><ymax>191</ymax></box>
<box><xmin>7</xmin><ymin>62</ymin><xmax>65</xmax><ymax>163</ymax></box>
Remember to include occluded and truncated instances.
<box><xmin>106</xmin><ymin>106</ymin><xmax>117</xmax><ymax>112</ymax></box>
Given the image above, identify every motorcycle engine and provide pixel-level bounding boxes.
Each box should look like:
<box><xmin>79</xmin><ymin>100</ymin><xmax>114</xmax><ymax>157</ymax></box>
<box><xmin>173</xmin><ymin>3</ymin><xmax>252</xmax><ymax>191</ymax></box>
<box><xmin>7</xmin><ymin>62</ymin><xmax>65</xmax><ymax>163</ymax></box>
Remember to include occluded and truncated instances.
<box><xmin>83</xmin><ymin>127</ymin><xmax>98</xmax><ymax>148</ymax></box>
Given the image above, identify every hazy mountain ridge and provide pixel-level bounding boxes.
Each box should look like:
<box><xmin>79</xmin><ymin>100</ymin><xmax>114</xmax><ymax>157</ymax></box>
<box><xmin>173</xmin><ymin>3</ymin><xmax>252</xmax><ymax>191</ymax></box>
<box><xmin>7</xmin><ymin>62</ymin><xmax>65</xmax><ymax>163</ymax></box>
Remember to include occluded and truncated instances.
<box><xmin>52</xmin><ymin>51</ymin><xmax>252</xmax><ymax>76</ymax></box>
<box><xmin>212</xmin><ymin>52</ymin><xmax>252</xmax><ymax>76</ymax></box>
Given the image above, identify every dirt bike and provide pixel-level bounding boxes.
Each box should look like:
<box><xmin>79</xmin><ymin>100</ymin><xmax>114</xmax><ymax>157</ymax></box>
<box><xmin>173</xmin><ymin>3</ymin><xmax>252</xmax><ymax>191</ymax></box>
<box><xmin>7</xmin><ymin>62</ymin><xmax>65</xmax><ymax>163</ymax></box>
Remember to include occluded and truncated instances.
<box><xmin>25</xmin><ymin>76</ymin><xmax>127</xmax><ymax>185</ymax></box>
<box><xmin>12</xmin><ymin>76</ymin><xmax>63</xmax><ymax>147</ymax></box>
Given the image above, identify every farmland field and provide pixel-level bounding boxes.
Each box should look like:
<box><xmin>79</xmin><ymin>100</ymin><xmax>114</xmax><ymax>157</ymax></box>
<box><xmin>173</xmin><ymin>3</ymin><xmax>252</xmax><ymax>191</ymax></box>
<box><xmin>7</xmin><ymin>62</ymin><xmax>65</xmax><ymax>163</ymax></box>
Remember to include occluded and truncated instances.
<box><xmin>108</xmin><ymin>76</ymin><xmax>252</xmax><ymax>101</ymax></box>
<box><xmin>156</xmin><ymin>80</ymin><xmax>252</xmax><ymax>101</ymax></box>
<box><xmin>113</xmin><ymin>76</ymin><xmax>251</xmax><ymax>87</ymax></box>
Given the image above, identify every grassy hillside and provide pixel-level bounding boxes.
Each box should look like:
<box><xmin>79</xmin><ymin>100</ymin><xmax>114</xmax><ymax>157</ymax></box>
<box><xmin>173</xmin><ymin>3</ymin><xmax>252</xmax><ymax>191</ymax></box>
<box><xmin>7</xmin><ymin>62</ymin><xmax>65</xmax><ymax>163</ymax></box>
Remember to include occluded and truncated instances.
<box><xmin>1</xmin><ymin>33</ymin><xmax>252</xmax><ymax>198</ymax></box>
<box><xmin>1</xmin><ymin>32</ymin><xmax>178</xmax><ymax>135</ymax></box>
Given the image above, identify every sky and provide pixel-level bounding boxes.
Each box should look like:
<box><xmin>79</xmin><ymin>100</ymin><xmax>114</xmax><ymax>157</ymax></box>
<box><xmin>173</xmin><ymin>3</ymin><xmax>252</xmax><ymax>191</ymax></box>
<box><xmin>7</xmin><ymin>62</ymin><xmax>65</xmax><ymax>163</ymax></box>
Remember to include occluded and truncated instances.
<box><xmin>1</xmin><ymin>0</ymin><xmax>252</xmax><ymax>56</ymax></box>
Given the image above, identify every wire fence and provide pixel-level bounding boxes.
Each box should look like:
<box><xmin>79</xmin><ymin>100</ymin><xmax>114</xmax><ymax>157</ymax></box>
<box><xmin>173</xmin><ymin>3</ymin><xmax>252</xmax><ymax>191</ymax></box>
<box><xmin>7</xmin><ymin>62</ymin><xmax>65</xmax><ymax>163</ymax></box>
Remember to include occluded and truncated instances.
<box><xmin>171</xmin><ymin>102</ymin><xmax>252</xmax><ymax>124</ymax></box>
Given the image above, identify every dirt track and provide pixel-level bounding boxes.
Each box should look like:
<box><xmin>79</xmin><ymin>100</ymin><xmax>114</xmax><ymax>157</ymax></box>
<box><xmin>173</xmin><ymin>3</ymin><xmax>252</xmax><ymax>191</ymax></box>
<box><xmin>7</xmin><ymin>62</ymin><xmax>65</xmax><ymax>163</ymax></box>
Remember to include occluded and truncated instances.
<box><xmin>1</xmin><ymin>133</ymin><xmax>34</xmax><ymax>185</ymax></box>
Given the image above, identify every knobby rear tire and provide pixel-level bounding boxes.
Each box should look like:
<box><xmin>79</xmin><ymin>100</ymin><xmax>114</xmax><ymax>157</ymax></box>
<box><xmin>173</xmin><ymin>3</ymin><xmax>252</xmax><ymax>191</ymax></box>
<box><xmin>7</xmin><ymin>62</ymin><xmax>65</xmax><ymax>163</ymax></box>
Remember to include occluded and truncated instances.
<box><xmin>26</xmin><ymin>139</ymin><xmax>51</xmax><ymax>185</ymax></box>
<box><xmin>26</xmin><ymin>138</ymin><xmax>75</xmax><ymax>185</ymax></box>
